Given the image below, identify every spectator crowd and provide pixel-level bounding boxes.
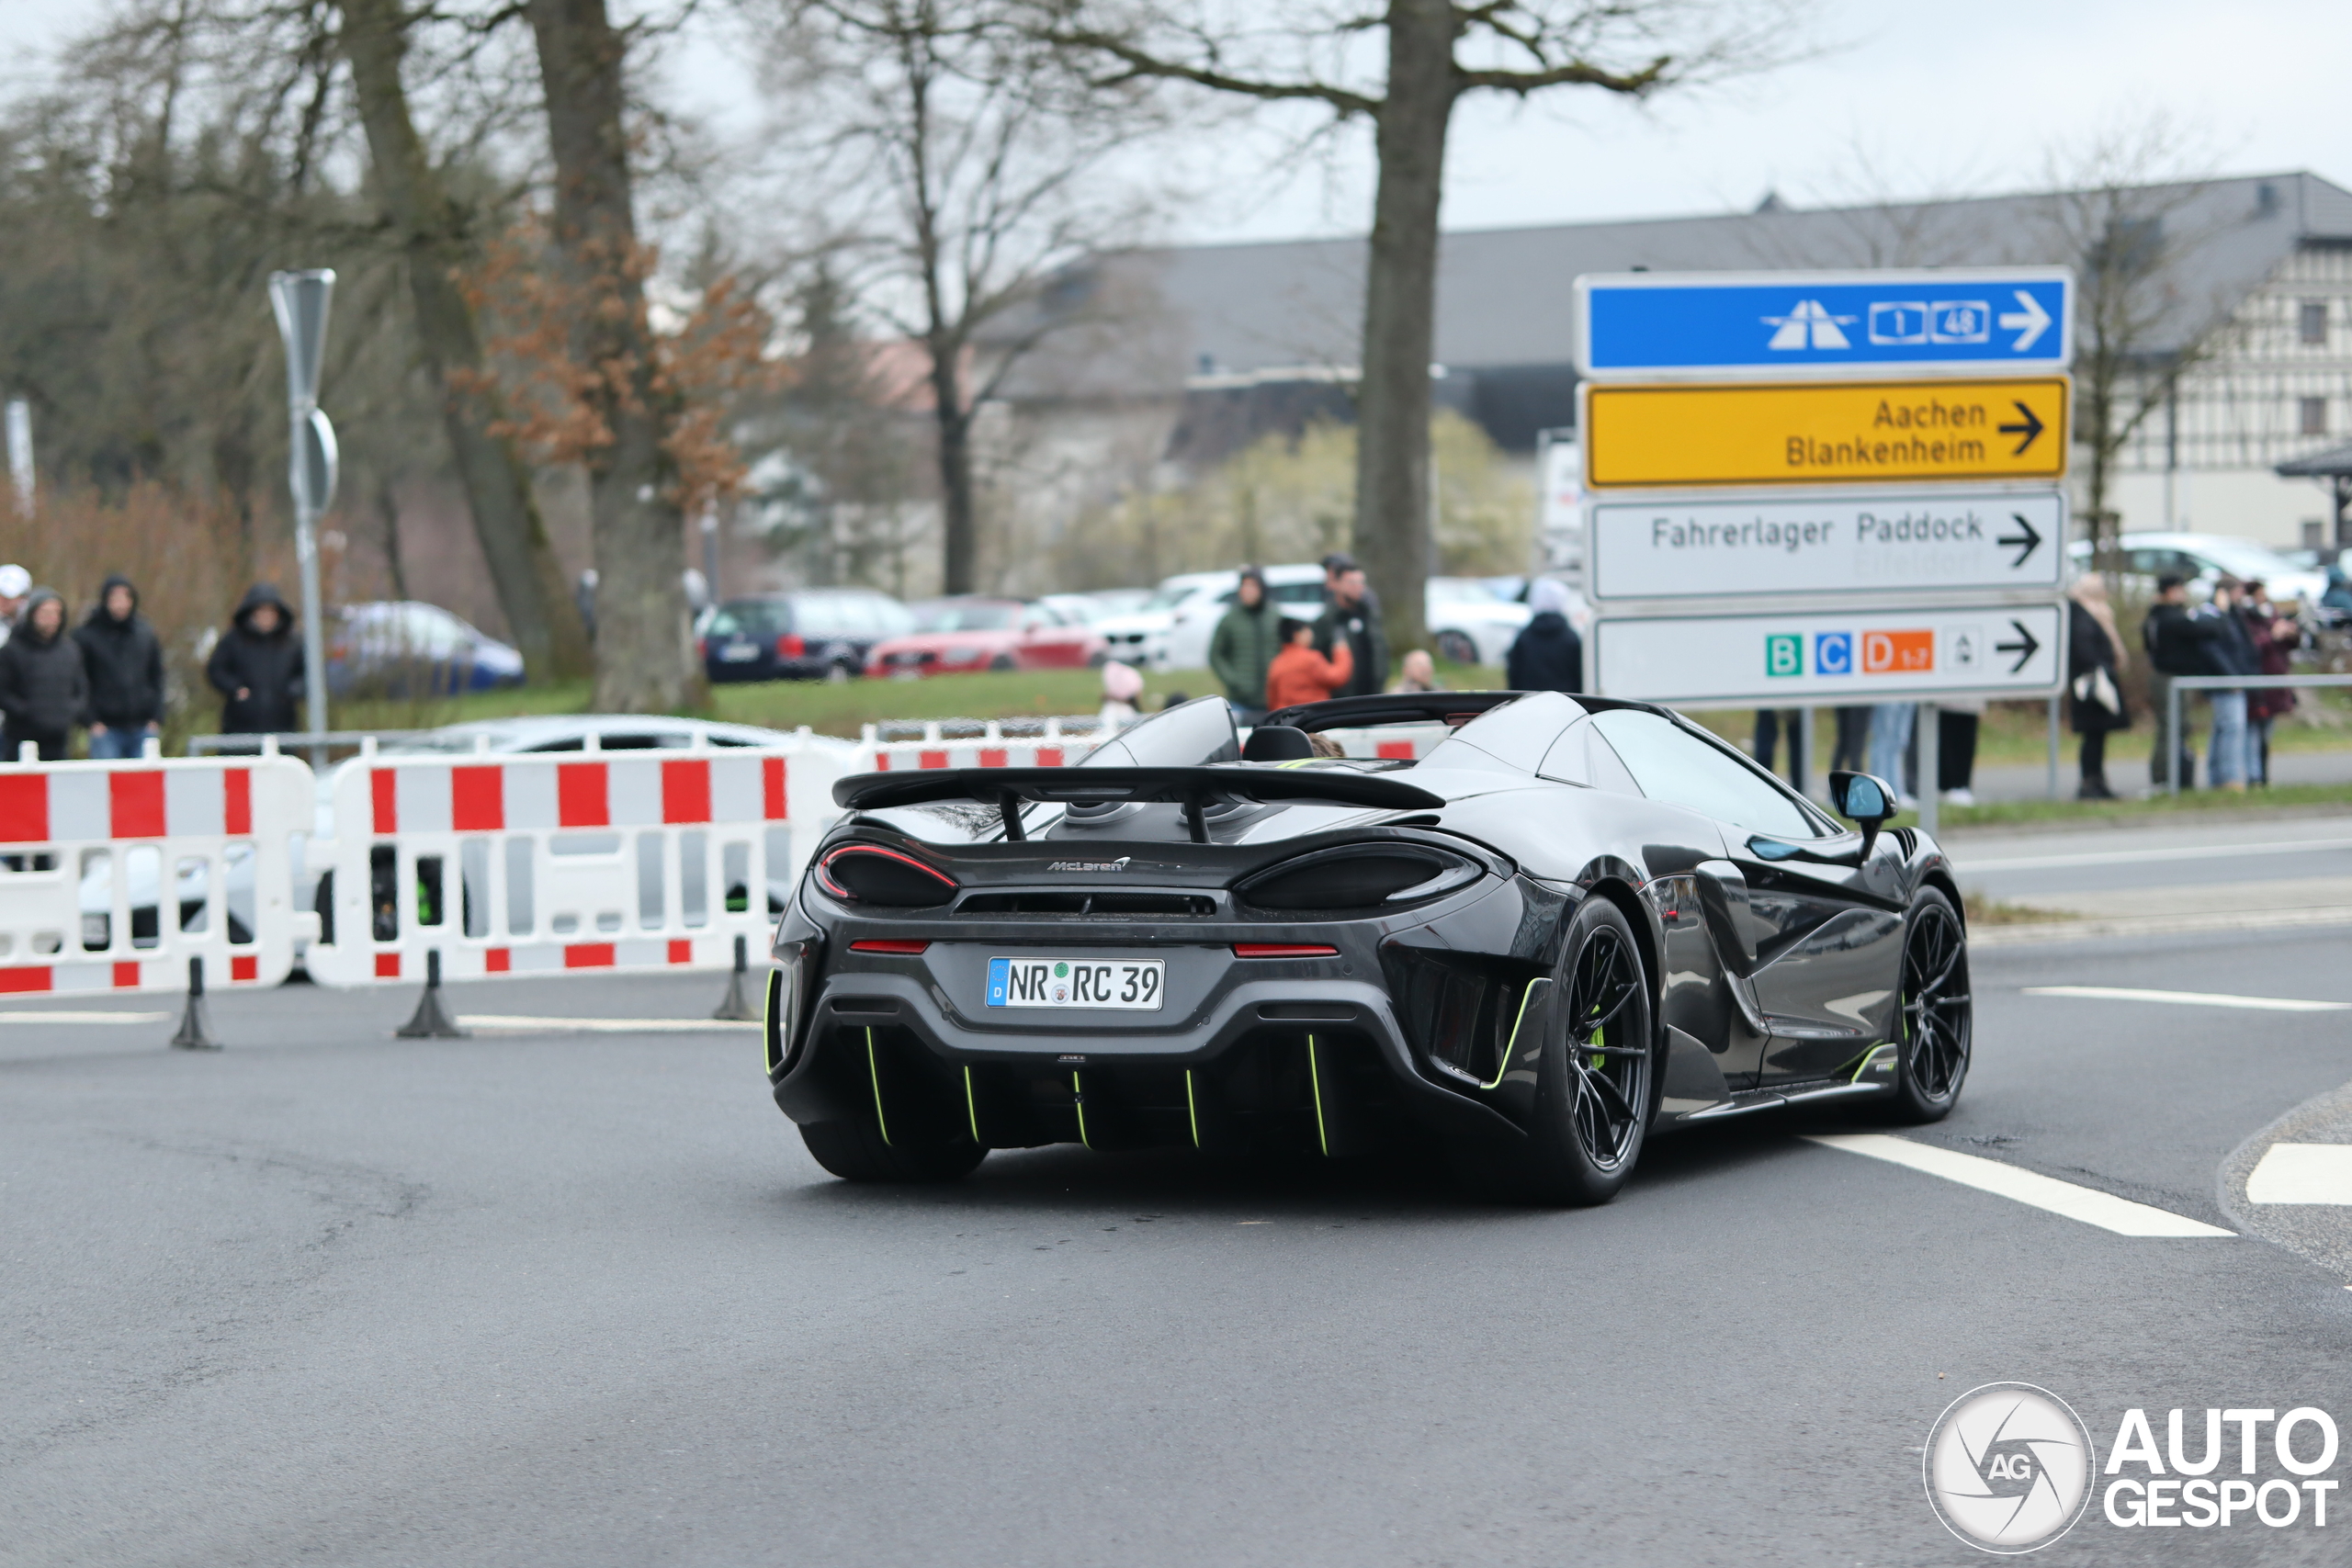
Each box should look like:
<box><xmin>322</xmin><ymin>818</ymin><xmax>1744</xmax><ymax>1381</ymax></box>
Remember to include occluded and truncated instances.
<box><xmin>0</xmin><ymin>565</ymin><xmax>303</xmax><ymax>761</ymax></box>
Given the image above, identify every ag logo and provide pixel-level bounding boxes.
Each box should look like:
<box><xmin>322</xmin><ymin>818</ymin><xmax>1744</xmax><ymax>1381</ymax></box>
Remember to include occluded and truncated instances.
<box><xmin>1925</xmin><ymin>1382</ymin><xmax>2095</xmax><ymax>1553</ymax></box>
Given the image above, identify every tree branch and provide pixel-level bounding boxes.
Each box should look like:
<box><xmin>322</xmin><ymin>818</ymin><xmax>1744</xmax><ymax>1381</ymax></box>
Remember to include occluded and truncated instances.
<box><xmin>1035</xmin><ymin>27</ymin><xmax>1379</xmax><ymax>118</ymax></box>
<box><xmin>1453</xmin><ymin>52</ymin><xmax>1672</xmax><ymax>96</ymax></box>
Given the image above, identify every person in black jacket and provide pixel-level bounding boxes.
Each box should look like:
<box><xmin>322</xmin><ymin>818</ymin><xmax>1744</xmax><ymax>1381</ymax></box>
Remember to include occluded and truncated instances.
<box><xmin>207</xmin><ymin>583</ymin><xmax>304</xmax><ymax>735</ymax></box>
<box><xmin>1506</xmin><ymin>579</ymin><xmax>1583</xmax><ymax>694</ymax></box>
<box><xmin>2143</xmin><ymin>574</ymin><xmax>2223</xmax><ymax>789</ymax></box>
<box><xmin>0</xmin><ymin>589</ymin><xmax>90</xmax><ymax>761</ymax></box>
<box><xmin>74</xmin><ymin>574</ymin><xmax>165</xmax><ymax>760</ymax></box>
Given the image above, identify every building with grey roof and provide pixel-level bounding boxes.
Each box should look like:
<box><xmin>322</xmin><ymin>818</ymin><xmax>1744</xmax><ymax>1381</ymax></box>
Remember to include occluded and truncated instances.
<box><xmin>992</xmin><ymin>170</ymin><xmax>2352</xmax><ymax>561</ymax></box>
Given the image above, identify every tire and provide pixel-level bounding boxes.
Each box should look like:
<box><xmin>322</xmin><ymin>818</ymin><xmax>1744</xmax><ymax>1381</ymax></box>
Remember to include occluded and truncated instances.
<box><xmin>1434</xmin><ymin>629</ymin><xmax>1479</xmax><ymax>665</ymax></box>
<box><xmin>800</xmin><ymin>1120</ymin><xmax>988</xmax><ymax>1183</ymax></box>
<box><xmin>1517</xmin><ymin>896</ymin><xmax>1656</xmax><ymax>1205</ymax></box>
<box><xmin>989</xmin><ymin>653</ymin><xmax>1017</xmax><ymax>671</ymax></box>
<box><xmin>1886</xmin><ymin>886</ymin><xmax>1971</xmax><ymax>1122</ymax></box>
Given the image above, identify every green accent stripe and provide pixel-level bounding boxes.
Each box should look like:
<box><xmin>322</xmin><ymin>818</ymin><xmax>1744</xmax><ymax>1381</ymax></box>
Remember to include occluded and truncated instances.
<box><xmin>1185</xmin><ymin>1069</ymin><xmax>1201</xmax><ymax>1149</ymax></box>
<box><xmin>865</xmin><ymin>1027</ymin><xmax>891</xmax><ymax>1146</ymax></box>
<box><xmin>1307</xmin><ymin>1034</ymin><xmax>1330</xmax><ymax>1157</ymax></box>
<box><xmin>1072</xmin><ymin>1071</ymin><xmax>1091</xmax><ymax>1148</ymax></box>
<box><xmin>1483</xmin><ymin>978</ymin><xmax>1551</xmax><ymax>1090</ymax></box>
<box><xmin>1849</xmin><ymin>1043</ymin><xmax>1897</xmax><ymax>1083</ymax></box>
<box><xmin>763</xmin><ymin>969</ymin><xmax>781</xmax><ymax>1074</ymax></box>
<box><xmin>965</xmin><ymin>1065</ymin><xmax>981</xmax><ymax>1143</ymax></box>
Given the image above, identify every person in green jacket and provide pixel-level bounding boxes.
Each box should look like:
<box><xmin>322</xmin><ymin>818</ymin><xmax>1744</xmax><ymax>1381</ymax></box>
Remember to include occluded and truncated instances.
<box><xmin>1208</xmin><ymin>566</ymin><xmax>1283</xmax><ymax>722</ymax></box>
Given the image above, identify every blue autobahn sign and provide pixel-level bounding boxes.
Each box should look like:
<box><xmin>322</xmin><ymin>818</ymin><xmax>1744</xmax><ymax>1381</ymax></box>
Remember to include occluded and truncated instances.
<box><xmin>1574</xmin><ymin>268</ymin><xmax>2074</xmax><ymax>378</ymax></box>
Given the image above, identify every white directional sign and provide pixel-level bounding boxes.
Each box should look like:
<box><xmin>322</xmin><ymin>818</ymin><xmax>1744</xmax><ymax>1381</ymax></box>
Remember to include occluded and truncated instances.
<box><xmin>1593</xmin><ymin>604</ymin><xmax>2064</xmax><ymax>705</ymax></box>
<box><xmin>1589</xmin><ymin>490</ymin><xmax>2064</xmax><ymax>603</ymax></box>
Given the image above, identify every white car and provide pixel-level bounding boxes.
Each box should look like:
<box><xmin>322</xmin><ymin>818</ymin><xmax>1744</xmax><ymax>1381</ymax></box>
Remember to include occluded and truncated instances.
<box><xmin>2065</xmin><ymin>533</ymin><xmax>2327</xmax><ymax>607</ymax></box>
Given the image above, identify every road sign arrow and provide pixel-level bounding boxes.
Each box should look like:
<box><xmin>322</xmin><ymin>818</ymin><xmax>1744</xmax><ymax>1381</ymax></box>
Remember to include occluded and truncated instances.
<box><xmin>1996</xmin><ymin>619</ymin><xmax>2041</xmax><ymax>674</ymax></box>
<box><xmin>1996</xmin><ymin>400</ymin><xmax>2045</xmax><ymax>456</ymax></box>
<box><xmin>1997</xmin><ymin>512</ymin><xmax>2043</xmax><ymax>569</ymax></box>
<box><xmin>1997</xmin><ymin>288</ymin><xmax>2052</xmax><ymax>352</ymax></box>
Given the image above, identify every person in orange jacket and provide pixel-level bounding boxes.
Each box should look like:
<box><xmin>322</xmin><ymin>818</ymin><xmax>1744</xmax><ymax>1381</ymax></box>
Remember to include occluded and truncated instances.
<box><xmin>1263</xmin><ymin>616</ymin><xmax>1353</xmax><ymax>712</ymax></box>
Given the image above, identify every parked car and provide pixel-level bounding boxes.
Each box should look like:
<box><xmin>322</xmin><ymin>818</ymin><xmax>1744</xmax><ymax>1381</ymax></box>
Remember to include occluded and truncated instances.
<box><xmin>865</xmin><ymin>597</ymin><xmax>1107</xmax><ymax>676</ymax></box>
<box><xmin>2066</xmin><ymin>533</ymin><xmax>2327</xmax><ymax>607</ymax></box>
<box><xmin>1089</xmin><ymin>566</ymin><xmax>1329</xmax><ymax>671</ymax></box>
<box><xmin>328</xmin><ymin>602</ymin><xmax>526</xmax><ymax>695</ymax></box>
<box><xmin>698</xmin><ymin>590</ymin><xmax>916</xmax><ymax>683</ymax></box>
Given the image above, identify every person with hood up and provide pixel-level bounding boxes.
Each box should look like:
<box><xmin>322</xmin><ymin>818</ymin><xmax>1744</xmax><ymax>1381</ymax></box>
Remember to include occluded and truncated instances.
<box><xmin>74</xmin><ymin>574</ymin><xmax>165</xmax><ymax>759</ymax></box>
<box><xmin>207</xmin><ymin>583</ymin><xmax>304</xmax><ymax>735</ymax></box>
<box><xmin>0</xmin><ymin>588</ymin><xmax>89</xmax><ymax>761</ymax></box>
<box><xmin>1207</xmin><ymin>567</ymin><xmax>1283</xmax><ymax>722</ymax></box>
<box><xmin>1505</xmin><ymin>579</ymin><xmax>1583</xmax><ymax>694</ymax></box>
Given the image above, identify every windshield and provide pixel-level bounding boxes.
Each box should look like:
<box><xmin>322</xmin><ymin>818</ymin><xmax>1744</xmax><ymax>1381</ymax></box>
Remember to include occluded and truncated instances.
<box><xmin>913</xmin><ymin>601</ymin><xmax>1019</xmax><ymax>632</ymax></box>
<box><xmin>1081</xmin><ymin>695</ymin><xmax>1239</xmax><ymax>768</ymax></box>
<box><xmin>1138</xmin><ymin>582</ymin><xmax>1210</xmax><ymax>613</ymax></box>
<box><xmin>2197</xmin><ymin>541</ymin><xmax>2309</xmax><ymax>580</ymax></box>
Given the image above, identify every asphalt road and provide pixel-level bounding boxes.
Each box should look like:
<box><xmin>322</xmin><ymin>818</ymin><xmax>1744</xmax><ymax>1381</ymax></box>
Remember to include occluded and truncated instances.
<box><xmin>9</xmin><ymin>937</ymin><xmax>2352</xmax><ymax>1567</ymax></box>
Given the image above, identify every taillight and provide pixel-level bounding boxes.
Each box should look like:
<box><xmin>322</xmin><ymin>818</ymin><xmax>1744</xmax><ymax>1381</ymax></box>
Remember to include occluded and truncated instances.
<box><xmin>851</xmin><ymin>939</ymin><xmax>932</xmax><ymax>954</ymax></box>
<box><xmin>695</xmin><ymin>637</ymin><xmax>707</xmax><ymax>658</ymax></box>
<box><xmin>816</xmin><ymin>844</ymin><xmax>958</xmax><ymax>907</ymax></box>
<box><xmin>778</xmin><ymin>632</ymin><xmax>807</xmax><ymax>659</ymax></box>
<box><xmin>1236</xmin><ymin>846</ymin><xmax>1477</xmax><ymax>912</ymax></box>
<box><xmin>1234</xmin><ymin>943</ymin><xmax>1339</xmax><ymax>958</ymax></box>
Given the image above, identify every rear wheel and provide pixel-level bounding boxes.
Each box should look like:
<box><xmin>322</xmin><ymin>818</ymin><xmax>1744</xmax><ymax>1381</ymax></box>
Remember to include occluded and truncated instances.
<box><xmin>989</xmin><ymin>653</ymin><xmax>1017</xmax><ymax>671</ymax></box>
<box><xmin>1519</xmin><ymin>897</ymin><xmax>1654</xmax><ymax>1205</ymax></box>
<box><xmin>1434</xmin><ymin>628</ymin><xmax>1479</xmax><ymax>665</ymax></box>
<box><xmin>800</xmin><ymin>1120</ymin><xmax>987</xmax><ymax>1183</ymax></box>
<box><xmin>1887</xmin><ymin>886</ymin><xmax>1971</xmax><ymax>1122</ymax></box>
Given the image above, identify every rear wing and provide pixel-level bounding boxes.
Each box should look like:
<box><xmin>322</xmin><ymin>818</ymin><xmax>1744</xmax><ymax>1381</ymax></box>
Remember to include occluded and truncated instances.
<box><xmin>832</xmin><ymin>765</ymin><xmax>1445</xmax><ymax>843</ymax></box>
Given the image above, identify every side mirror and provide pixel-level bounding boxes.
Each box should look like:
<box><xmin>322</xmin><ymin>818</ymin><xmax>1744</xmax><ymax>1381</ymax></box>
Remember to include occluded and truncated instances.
<box><xmin>1828</xmin><ymin>770</ymin><xmax>1897</xmax><ymax>857</ymax></box>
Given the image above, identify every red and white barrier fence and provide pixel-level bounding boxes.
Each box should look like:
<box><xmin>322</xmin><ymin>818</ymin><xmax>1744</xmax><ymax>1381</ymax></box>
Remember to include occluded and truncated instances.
<box><xmin>854</xmin><ymin>717</ymin><xmax>1104</xmax><ymax>773</ymax></box>
<box><xmin>2</xmin><ymin>710</ymin><xmax>1437</xmax><ymax>1010</ymax></box>
<box><xmin>0</xmin><ymin>744</ymin><xmax>318</xmax><ymax>998</ymax></box>
<box><xmin>304</xmin><ymin>734</ymin><xmax>839</xmax><ymax>988</ymax></box>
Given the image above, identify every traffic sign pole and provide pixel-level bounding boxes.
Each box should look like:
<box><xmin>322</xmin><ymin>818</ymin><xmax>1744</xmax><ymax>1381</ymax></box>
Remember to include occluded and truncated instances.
<box><xmin>268</xmin><ymin>270</ymin><xmax>337</xmax><ymax>752</ymax></box>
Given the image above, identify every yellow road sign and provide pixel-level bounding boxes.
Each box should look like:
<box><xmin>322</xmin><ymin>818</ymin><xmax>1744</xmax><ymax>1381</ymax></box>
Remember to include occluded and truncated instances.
<box><xmin>1583</xmin><ymin>376</ymin><xmax>2071</xmax><ymax>488</ymax></box>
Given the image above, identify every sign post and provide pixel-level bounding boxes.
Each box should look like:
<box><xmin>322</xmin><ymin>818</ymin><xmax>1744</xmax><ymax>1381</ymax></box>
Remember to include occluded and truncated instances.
<box><xmin>1572</xmin><ymin>266</ymin><xmax>2075</xmax><ymax>831</ymax></box>
<box><xmin>268</xmin><ymin>270</ymin><xmax>337</xmax><ymax>750</ymax></box>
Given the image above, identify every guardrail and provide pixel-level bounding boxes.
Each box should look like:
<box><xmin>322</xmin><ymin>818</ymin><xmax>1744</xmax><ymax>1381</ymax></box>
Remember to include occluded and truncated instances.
<box><xmin>2162</xmin><ymin>673</ymin><xmax>2352</xmax><ymax>795</ymax></box>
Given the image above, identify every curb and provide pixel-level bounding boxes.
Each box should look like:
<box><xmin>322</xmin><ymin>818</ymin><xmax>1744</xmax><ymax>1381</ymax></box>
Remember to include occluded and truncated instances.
<box><xmin>2218</xmin><ymin>1077</ymin><xmax>2352</xmax><ymax>1283</ymax></box>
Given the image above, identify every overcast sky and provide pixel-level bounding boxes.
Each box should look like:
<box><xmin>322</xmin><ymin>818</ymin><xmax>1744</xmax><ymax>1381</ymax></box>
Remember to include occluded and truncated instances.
<box><xmin>6</xmin><ymin>0</ymin><xmax>2346</xmax><ymax>243</ymax></box>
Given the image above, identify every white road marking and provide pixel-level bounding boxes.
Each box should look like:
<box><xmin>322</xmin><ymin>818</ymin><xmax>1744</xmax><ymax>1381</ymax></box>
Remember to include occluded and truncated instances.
<box><xmin>2022</xmin><ymin>985</ymin><xmax>2352</xmax><ymax>1013</ymax></box>
<box><xmin>0</xmin><ymin>1010</ymin><xmax>173</xmax><ymax>1025</ymax></box>
<box><xmin>2246</xmin><ymin>1144</ymin><xmax>2352</xmax><ymax>1204</ymax></box>
<box><xmin>1962</xmin><ymin>836</ymin><xmax>2352</xmax><ymax>874</ymax></box>
<box><xmin>1804</xmin><ymin>1133</ymin><xmax>2233</xmax><ymax>1237</ymax></box>
<box><xmin>458</xmin><ymin>1014</ymin><xmax>759</xmax><ymax>1033</ymax></box>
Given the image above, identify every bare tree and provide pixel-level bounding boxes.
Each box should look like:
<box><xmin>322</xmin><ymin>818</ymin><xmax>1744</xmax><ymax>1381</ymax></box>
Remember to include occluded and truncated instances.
<box><xmin>2033</xmin><ymin>119</ymin><xmax>2224</xmax><ymax>572</ymax></box>
<box><xmin>523</xmin><ymin>0</ymin><xmax>702</xmax><ymax>711</ymax></box>
<box><xmin>1035</xmin><ymin>0</ymin><xmax>1800</xmax><ymax>649</ymax></box>
<box><xmin>752</xmin><ymin>0</ymin><xmax>1164</xmax><ymax>594</ymax></box>
<box><xmin>341</xmin><ymin>0</ymin><xmax>593</xmax><ymax>680</ymax></box>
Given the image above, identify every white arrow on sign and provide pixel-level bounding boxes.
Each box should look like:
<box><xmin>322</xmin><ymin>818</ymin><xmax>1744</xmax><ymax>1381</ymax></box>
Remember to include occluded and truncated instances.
<box><xmin>1997</xmin><ymin>289</ymin><xmax>2052</xmax><ymax>353</ymax></box>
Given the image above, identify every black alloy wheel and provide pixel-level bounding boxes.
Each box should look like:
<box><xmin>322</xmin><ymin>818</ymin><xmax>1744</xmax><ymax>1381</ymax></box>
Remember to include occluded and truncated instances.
<box><xmin>1518</xmin><ymin>897</ymin><xmax>1655</xmax><ymax>1205</ymax></box>
<box><xmin>1889</xmin><ymin>886</ymin><xmax>1971</xmax><ymax>1122</ymax></box>
<box><xmin>1434</xmin><ymin>629</ymin><xmax>1479</xmax><ymax>665</ymax></box>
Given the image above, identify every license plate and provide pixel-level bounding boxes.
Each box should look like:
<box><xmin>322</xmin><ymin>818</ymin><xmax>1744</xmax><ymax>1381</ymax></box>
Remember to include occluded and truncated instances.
<box><xmin>986</xmin><ymin>957</ymin><xmax>1163</xmax><ymax>1010</ymax></box>
<box><xmin>718</xmin><ymin>643</ymin><xmax>760</xmax><ymax>661</ymax></box>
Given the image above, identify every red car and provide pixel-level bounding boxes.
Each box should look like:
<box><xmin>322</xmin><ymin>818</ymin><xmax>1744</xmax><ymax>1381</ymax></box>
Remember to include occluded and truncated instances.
<box><xmin>865</xmin><ymin>597</ymin><xmax>1108</xmax><ymax>677</ymax></box>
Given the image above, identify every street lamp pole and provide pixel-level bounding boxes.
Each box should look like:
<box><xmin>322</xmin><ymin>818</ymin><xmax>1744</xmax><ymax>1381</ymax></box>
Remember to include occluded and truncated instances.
<box><xmin>268</xmin><ymin>270</ymin><xmax>338</xmax><ymax>750</ymax></box>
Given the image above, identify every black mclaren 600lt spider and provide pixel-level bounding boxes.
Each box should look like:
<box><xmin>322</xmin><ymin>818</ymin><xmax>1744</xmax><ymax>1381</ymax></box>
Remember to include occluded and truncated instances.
<box><xmin>763</xmin><ymin>691</ymin><xmax>1971</xmax><ymax>1204</ymax></box>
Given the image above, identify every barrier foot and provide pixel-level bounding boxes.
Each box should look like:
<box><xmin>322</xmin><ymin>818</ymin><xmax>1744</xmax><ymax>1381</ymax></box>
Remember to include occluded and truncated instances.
<box><xmin>170</xmin><ymin>956</ymin><xmax>221</xmax><ymax>1051</ymax></box>
<box><xmin>396</xmin><ymin>949</ymin><xmax>469</xmax><ymax>1039</ymax></box>
<box><xmin>712</xmin><ymin>934</ymin><xmax>762</xmax><ymax>1021</ymax></box>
